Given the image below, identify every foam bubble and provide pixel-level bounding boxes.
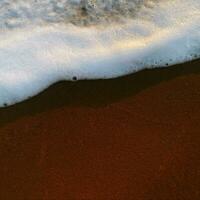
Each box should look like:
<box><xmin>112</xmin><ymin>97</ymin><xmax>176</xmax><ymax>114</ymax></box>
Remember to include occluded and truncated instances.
<box><xmin>0</xmin><ymin>0</ymin><xmax>199</xmax><ymax>106</ymax></box>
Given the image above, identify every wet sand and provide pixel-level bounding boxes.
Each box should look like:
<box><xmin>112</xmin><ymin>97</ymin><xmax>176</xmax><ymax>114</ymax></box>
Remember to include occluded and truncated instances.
<box><xmin>0</xmin><ymin>60</ymin><xmax>200</xmax><ymax>199</ymax></box>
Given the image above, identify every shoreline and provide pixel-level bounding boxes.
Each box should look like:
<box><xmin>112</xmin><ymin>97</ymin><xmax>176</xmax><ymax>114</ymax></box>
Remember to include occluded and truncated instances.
<box><xmin>0</xmin><ymin>59</ymin><xmax>200</xmax><ymax>126</ymax></box>
<box><xmin>0</xmin><ymin>59</ymin><xmax>200</xmax><ymax>199</ymax></box>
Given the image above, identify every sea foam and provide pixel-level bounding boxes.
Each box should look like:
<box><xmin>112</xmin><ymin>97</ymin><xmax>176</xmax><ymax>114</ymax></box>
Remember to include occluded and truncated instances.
<box><xmin>0</xmin><ymin>0</ymin><xmax>199</xmax><ymax>107</ymax></box>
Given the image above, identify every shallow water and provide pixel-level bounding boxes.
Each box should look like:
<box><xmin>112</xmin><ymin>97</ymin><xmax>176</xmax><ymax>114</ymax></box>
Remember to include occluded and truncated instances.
<box><xmin>0</xmin><ymin>0</ymin><xmax>153</xmax><ymax>27</ymax></box>
<box><xmin>0</xmin><ymin>0</ymin><xmax>199</xmax><ymax>106</ymax></box>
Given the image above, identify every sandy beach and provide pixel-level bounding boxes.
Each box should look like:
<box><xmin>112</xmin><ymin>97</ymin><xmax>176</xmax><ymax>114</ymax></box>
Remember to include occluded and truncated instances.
<box><xmin>0</xmin><ymin>59</ymin><xmax>200</xmax><ymax>199</ymax></box>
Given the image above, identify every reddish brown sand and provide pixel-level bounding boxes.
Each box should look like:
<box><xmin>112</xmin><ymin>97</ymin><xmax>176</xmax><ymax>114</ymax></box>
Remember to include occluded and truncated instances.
<box><xmin>0</xmin><ymin>60</ymin><xmax>200</xmax><ymax>200</ymax></box>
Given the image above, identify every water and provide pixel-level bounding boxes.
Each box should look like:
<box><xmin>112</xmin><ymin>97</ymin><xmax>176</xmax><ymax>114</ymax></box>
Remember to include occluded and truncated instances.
<box><xmin>0</xmin><ymin>0</ymin><xmax>199</xmax><ymax>107</ymax></box>
<box><xmin>0</xmin><ymin>0</ymin><xmax>151</xmax><ymax>27</ymax></box>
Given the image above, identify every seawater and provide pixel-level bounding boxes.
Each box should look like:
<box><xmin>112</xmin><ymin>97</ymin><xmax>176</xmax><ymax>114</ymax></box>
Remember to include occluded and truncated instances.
<box><xmin>0</xmin><ymin>0</ymin><xmax>199</xmax><ymax>106</ymax></box>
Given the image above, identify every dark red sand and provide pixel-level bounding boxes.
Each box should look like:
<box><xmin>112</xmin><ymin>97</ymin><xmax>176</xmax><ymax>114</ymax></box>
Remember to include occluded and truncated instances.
<box><xmin>0</xmin><ymin>60</ymin><xmax>200</xmax><ymax>199</ymax></box>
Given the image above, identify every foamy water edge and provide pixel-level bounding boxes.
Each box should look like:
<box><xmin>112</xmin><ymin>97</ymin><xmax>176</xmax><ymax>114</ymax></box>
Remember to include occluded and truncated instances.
<box><xmin>0</xmin><ymin>0</ymin><xmax>199</xmax><ymax>107</ymax></box>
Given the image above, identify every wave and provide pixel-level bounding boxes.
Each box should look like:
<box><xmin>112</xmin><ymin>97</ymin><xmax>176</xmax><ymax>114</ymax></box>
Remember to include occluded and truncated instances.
<box><xmin>0</xmin><ymin>0</ymin><xmax>199</xmax><ymax>107</ymax></box>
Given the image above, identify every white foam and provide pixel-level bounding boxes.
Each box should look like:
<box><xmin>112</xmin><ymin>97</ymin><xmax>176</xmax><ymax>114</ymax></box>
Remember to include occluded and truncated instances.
<box><xmin>0</xmin><ymin>0</ymin><xmax>199</xmax><ymax>106</ymax></box>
